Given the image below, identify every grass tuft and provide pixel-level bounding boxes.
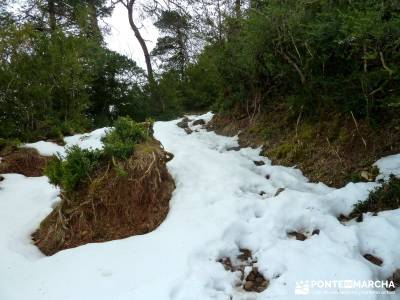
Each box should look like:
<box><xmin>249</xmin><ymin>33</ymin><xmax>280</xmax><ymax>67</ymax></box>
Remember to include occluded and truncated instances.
<box><xmin>352</xmin><ymin>175</ymin><xmax>400</xmax><ymax>215</ymax></box>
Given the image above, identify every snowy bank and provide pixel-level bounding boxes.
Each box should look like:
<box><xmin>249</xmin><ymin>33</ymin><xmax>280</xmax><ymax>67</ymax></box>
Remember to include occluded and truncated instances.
<box><xmin>0</xmin><ymin>113</ymin><xmax>399</xmax><ymax>299</ymax></box>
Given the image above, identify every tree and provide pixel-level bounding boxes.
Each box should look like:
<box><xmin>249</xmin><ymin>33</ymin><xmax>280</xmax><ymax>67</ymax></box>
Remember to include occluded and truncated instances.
<box><xmin>152</xmin><ymin>10</ymin><xmax>190</xmax><ymax>76</ymax></box>
<box><xmin>115</xmin><ymin>0</ymin><xmax>154</xmax><ymax>83</ymax></box>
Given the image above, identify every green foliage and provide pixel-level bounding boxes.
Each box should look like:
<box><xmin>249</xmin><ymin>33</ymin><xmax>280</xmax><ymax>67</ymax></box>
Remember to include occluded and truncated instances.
<box><xmin>183</xmin><ymin>50</ymin><xmax>223</xmax><ymax>111</ymax></box>
<box><xmin>352</xmin><ymin>175</ymin><xmax>400</xmax><ymax>215</ymax></box>
<box><xmin>111</xmin><ymin>157</ymin><xmax>127</xmax><ymax>177</ymax></box>
<box><xmin>152</xmin><ymin>10</ymin><xmax>190</xmax><ymax>75</ymax></box>
<box><xmin>87</xmin><ymin>49</ymin><xmax>146</xmax><ymax>127</ymax></box>
<box><xmin>182</xmin><ymin>0</ymin><xmax>400</xmax><ymax>122</ymax></box>
<box><xmin>102</xmin><ymin>117</ymin><xmax>147</xmax><ymax>159</ymax></box>
<box><xmin>0</xmin><ymin>25</ymin><xmax>93</xmax><ymax>140</ymax></box>
<box><xmin>0</xmin><ymin>20</ymin><xmax>148</xmax><ymax>141</ymax></box>
<box><xmin>44</xmin><ymin>116</ymin><xmax>147</xmax><ymax>193</ymax></box>
<box><xmin>45</xmin><ymin>146</ymin><xmax>101</xmax><ymax>192</ymax></box>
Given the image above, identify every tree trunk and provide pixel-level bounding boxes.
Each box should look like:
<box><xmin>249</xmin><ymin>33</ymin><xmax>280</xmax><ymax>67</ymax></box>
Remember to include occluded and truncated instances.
<box><xmin>87</xmin><ymin>0</ymin><xmax>102</xmax><ymax>43</ymax></box>
<box><xmin>48</xmin><ymin>0</ymin><xmax>56</xmax><ymax>32</ymax></box>
<box><xmin>216</xmin><ymin>0</ymin><xmax>222</xmax><ymax>42</ymax></box>
<box><xmin>127</xmin><ymin>0</ymin><xmax>154</xmax><ymax>83</ymax></box>
<box><xmin>235</xmin><ymin>0</ymin><xmax>241</xmax><ymax>19</ymax></box>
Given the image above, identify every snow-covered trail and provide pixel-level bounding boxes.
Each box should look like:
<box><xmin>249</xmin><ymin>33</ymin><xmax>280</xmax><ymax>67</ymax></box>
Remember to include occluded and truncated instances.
<box><xmin>0</xmin><ymin>113</ymin><xmax>399</xmax><ymax>300</ymax></box>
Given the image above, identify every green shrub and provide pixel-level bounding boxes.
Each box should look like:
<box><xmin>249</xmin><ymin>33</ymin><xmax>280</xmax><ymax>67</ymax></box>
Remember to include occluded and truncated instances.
<box><xmin>44</xmin><ymin>117</ymin><xmax>147</xmax><ymax>192</ymax></box>
<box><xmin>45</xmin><ymin>146</ymin><xmax>101</xmax><ymax>192</ymax></box>
<box><xmin>352</xmin><ymin>175</ymin><xmax>400</xmax><ymax>215</ymax></box>
<box><xmin>102</xmin><ymin>117</ymin><xmax>147</xmax><ymax>159</ymax></box>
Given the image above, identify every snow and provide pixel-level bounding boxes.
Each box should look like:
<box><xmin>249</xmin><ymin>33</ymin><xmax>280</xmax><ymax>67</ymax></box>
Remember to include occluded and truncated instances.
<box><xmin>22</xmin><ymin>141</ymin><xmax>65</xmax><ymax>157</ymax></box>
<box><xmin>23</xmin><ymin>127</ymin><xmax>110</xmax><ymax>157</ymax></box>
<box><xmin>0</xmin><ymin>113</ymin><xmax>399</xmax><ymax>299</ymax></box>
<box><xmin>375</xmin><ymin>154</ymin><xmax>400</xmax><ymax>180</ymax></box>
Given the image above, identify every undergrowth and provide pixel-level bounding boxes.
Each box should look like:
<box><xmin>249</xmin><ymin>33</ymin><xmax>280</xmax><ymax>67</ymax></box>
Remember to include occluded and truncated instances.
<box><xmin>45</xmin><ymin>146</ymin><xmax>101</xmax><ymax>192</ymax></box>
<box><xmin>102</xmin><ymin>117</ymin><xmax>147</xmax><ymax>159</ymax></box>
<box><xmin>352</xmin><ymin>175</ymin><xmax>400</xmax><ymax>216</ymax></box>
<box><xmin>44</xmin><ymin>117</ymin><xmax>148</xmax><ymax>192</ymax></box>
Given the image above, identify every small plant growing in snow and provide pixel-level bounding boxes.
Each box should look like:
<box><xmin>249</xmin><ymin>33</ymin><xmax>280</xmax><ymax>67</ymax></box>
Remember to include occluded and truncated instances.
<box><xmin>102</xmin><ymin>117</ymin><xmax>147</xmax><ymax>159</ymax></box>
<box><xmin>352</xmin><ymin>175</ymin><xmax>400</xmax><ymax>215</ymax></box>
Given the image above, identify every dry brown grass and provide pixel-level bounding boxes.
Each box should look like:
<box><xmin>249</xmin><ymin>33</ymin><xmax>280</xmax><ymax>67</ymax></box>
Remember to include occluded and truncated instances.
<box><xmin>0</xmin><ymin>148</ymin><xmax>50</xmax><ymax>177</ymax></box>
<box><xmin>208</xmin><ymin>107</ymin><xmax>400</xmax><ymax>187</ymax></box>
<box><xmin>32</xmin><ymin>138</ymin><xmax>175</xmax><ymax>256</ymax></box>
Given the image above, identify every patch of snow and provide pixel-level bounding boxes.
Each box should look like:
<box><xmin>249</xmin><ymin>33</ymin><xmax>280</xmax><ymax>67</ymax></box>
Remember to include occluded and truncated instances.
<box><xmin>375</xmin><ymin>154</ymin><xmax>400</xmax><ymax>180</ymax></box>
<box><xmin>1</xmin><ymin>112</ymin><xmax>399</xmax><ymax>299</ymax></box>
<box><xmin>22</xmin><ymin>141</ymin><xmax>65</xmax><ymax>157</ymax></box>
<box><xmin>22</xmin><ymin>127</ymin><xmax>110</xmax><ymax>157</ymax></box>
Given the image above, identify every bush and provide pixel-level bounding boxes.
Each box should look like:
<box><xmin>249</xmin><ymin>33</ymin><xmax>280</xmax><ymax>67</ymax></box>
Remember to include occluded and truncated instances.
<box><xmin>102</xmin><ymin>117</ymin><xmax>147</xmax><ymax>159</ymax></box>
<box><xmin>352</xmin><ymin>175</ymin><xmax>400</xmax><ymax>215</ymax></box>
<box><xmin>45</xmin><ymin>146</ymin><xmax>101</xmax><ymax>192</ymax></box>
<box><xmin>44</xmin><ymin>117</ymin><xmax>147</xmax><ymax>192</ymax></box>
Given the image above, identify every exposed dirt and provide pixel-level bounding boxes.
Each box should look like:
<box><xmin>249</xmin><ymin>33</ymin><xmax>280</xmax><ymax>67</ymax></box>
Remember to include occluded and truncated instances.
<box><xmin>32</xmin><ymin>138</ymin><xmax>175</xmax><ymax>256</ymax></box>
<box><xmin>218</xmin><ymin>248</ymin><xmax>269</xmax><ymax>293</ymax></box>
<box><xmin>0</xmin><ymin>148</ymin><xmax>50</xmax><ymax>177</ymax></box>
<box><xmin>208</xmin><ymin>106</ymin><xmax>400</xmax><ymax>187</ymax></box>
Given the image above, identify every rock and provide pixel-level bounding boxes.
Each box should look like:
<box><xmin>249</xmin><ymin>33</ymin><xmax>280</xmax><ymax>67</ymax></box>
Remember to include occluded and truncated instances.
<box><xmin>338</xmin><ymin>214</ymin><xmax>350</xmax><ymax>222</ymax></box>
<box><xmin>363</xmin><ymin>254</ymin><xmax>383</xmax><ymax>266</ymax></box>
<box><xmin>219</xmin><ymin>247</ymin><xmax>268</xmax><ymax>293</ymax></box>
<box><xmin>312</xmin><ymin>229</ymin><xmax>320</xmax><ymax>235</ymax></box>
<box><xmin>259</xmin><ymin>191</ymin><xmax>266</xmax><ymax>196</ymax></box>
<box><xmin>244</xmin><ymin>281</ymin><xmax>254</xmax><ymax>291</ymax></box>
<box><xmin>238</xmin><ymin>248</ymin><xmax>252</xmax><ymax>262</ymax></box>
<box><xmin>192</xmin><ymin>119</ymin><xmax>206</xmax><ymax>126</ymax></box>
<box><xmin>253</xmin><ymin>161</ymin><xmax>265</xmax><ymax>166</ymax></box>
<box><xmin>218</xmin><ymin>257</ymin><xmax>235</xmax><ymax>272</ymax></box>
<box><xmin>247</xmin><ymin>272</ymin><xmax>255</xmax><ymax>281</ymax></box>
<box><xmin>356</xmin><ymin>214</ymin><xmax>363</xmax><ymax>222</ymax></box>
<box><xmin>360</xmin><ymin>170</ymin><xmax>373</xmax><ymax>181</ymax></box>
<box><xmin>165</xmin><ymin>152</ymin><xmax>174</xmax><ymax>162</ymax></box>
<box><xmin>288</xmin><ymin>231</ymin><xmax>307</xmax><ymax>241</ymax></box>
<box><xmin>0</xmin><ymin>175</ymin><xmax>4</xmax><ymax>182</ymax></box>
<box><xmin>177</xmin><ymin>117</ymin><xmax>190</xmax><ymax>129</ymax></box>
<box><xmin>243</xmin><ymin>267</ymin><xmax>269</xmax><ymax>293</ymax></box>
<box><xmin>227</xmin><ymin>146</ymin><xmax>241</xmax><ymax>151</ymax></box>
<box><xmin>274</xmin><ymin>188</ymin><xmax>285</xmax><ymax>196</ymax></box>
<box><xmin>184</xmin><ymin>128</ymin><xmax>193</xmax><ymax>135</ymax></box>
<box><xmin>265</xmin><ymin>174</ymin><xmax>271</xmax><ymax>180</ymax></box>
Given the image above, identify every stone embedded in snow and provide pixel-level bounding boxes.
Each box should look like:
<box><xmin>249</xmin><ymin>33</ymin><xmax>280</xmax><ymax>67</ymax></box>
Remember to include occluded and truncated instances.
<box><xmin>312</xmin><ymin>229</ymin><xmax>320</xmax><ymax>235</ymax></box>
<box><xmin>176</xmin><ymin>117</ymin><xmax>191</xmax><ymax>129</ymax></box>
<box><xmin>363</xmin><ymin>254</ymin><xmax>384</xmax><ymax>266</ymax></box>
<box><xmin>287</xmin><ymin>231</ymin><xmax>308</xmax><ymax>241</ymax></box>
<box><xmin>244</xmin><ymin>267</ymin><xmax>269</xmax><ymax>293</ymax></box>
<box><xmin>192</xmin><ymin>119</ymin><xmax>206</xmax><ymax>126</ymax></box>
<box><xmin>254</xmin><ymin>160</ymin><xmax>266</xmax><ymax>166</ymax></box>
<box><xmin>274</xmin><ymin>187</ymin><xmax>285</xmax><ymax>196</ymax></box>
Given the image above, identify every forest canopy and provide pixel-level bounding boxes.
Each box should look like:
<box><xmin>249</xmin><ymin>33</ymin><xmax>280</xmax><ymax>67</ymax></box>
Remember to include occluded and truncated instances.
<box><xmin>1</xmin><ymin>0</ymin><xmax>399</xmax><ymax>142</ymax></box>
